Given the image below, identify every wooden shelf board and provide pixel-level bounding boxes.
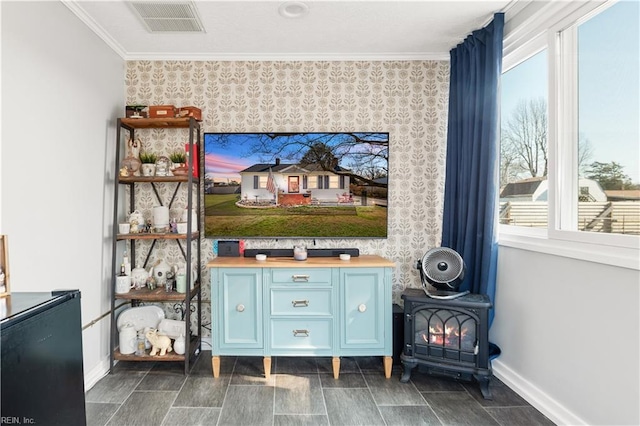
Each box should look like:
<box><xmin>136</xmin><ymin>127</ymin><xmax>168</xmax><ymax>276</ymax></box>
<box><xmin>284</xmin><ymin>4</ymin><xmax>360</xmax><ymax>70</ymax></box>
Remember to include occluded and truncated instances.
<box><xmin>115</xmin><ymin>284</ymin><xmax>200</xmax><ymax>302</ymax></box>
<box><xmin>117</xmin><ymin>231</ymin><xmax>200</xmax><ymax>241</ymax></box>
<box><xmin>118</xmin><ymin>175</ymin><xmax>198</xmax><ymax>184</ymax></box>
<box><xmin>115</xmin><ymin>349</ymin><xmax>185</xmax><ymax>362</ymax></box>
<box><xmin>120</xmin><ymin>117</ymin><xmax>199</xmax><ymax>129</ymax></box>
<box><xmin>114</xmin><ymin>336</ymin><xmax>201</xmax><ymax>363</ymax></box>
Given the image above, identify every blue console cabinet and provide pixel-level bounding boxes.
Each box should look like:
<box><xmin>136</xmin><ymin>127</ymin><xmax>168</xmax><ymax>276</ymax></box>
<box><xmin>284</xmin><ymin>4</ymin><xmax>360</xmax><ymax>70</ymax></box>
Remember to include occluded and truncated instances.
<box><xmin>209</xmin><ymin>255</ymin><xmax>394</xmax><ymax>379</ymax></box>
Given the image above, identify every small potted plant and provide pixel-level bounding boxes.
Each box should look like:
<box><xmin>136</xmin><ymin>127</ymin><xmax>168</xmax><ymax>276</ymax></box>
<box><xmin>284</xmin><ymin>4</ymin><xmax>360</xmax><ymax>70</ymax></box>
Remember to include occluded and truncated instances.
<box><xmin>169</xmin><ymin>150</ymin><xmax>186</xmax><ymax>166</ymax></box>
<box><xmin>139</xmin><ymin>151</ymin><xmax>158</xmax><ymax>176</ymax></box>
<box><xmin>169</xmin><ymin>150</ymin><xmax>188</xmax><ymax>175</ymax></box>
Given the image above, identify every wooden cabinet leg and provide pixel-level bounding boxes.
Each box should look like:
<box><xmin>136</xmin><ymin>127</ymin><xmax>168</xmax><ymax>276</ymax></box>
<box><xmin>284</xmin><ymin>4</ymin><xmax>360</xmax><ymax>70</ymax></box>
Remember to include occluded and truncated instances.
<box><xmin>264</xmin><ymin>357</ymin><xmax>271</xmax><ymax>380</ymax></box>
<box><xmin>332</xmin><ymin>357</ymin><xmax>340</xmax><ymax>379</ymax></box>
<box><xmin>212</xmin><ymin>356</ymin><xmax>220</xmax><ymax>378</ymax></box>
<box><xmin>383</xmin><ymin>356</ymin><xmax>392</xmax><ymax>379</ymax></box>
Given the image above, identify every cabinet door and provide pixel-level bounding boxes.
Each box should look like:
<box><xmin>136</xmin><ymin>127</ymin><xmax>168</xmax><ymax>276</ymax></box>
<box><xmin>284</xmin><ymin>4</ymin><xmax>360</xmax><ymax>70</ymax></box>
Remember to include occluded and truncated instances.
<box><xmin>215</xmin><ymin>268</ymin><xmax>263</xmax><ymax>350</ymax></box>
<box><xmin>339</xmin><ymin>268</ymin><xmax>385</xmax><ymax>349</ymax></box>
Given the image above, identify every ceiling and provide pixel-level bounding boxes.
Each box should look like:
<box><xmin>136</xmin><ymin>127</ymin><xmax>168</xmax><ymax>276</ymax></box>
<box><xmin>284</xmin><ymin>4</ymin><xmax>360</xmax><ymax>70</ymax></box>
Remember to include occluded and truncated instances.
<box><xmin>64</xmin><ymin>0</ymin><xmax>514</xmax><ymax>61</ymax></box>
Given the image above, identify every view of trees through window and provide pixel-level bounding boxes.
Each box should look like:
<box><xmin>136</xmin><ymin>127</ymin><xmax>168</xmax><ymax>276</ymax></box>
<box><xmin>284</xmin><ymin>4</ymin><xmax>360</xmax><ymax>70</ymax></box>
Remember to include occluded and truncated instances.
<box><xmin>500</xmin><ymin>1</ymin><xmax>639</xmax><ymax>235</ymax></box>
<box><xmin>500</xmin><ymin>49</ymin><xmax>549</xmax><ymax>229</ymax></box>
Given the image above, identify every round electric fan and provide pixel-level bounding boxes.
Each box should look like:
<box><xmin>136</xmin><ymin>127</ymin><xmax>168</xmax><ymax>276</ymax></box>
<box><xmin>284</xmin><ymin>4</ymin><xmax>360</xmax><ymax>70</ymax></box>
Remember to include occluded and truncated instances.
<box><xmin>417</xmin><ymin>247</ymin><xmax>469</xmax><ymax>300</ymax></box>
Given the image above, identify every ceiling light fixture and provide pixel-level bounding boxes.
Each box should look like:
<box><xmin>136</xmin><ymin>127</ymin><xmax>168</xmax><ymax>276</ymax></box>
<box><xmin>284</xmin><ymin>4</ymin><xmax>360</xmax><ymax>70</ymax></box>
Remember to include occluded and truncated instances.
<box><xmin>278</xmin><ymin>1</ymin><xmax>309</xmax><ymax>19</ymax></box>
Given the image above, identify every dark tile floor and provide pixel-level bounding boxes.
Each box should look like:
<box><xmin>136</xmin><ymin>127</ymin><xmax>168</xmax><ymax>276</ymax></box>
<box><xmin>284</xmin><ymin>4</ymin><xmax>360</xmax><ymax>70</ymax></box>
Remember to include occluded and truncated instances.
<box><xmin>86</xmin><ymin>351</ymin><xmax>555</xmax><ymax>426</ymax></box>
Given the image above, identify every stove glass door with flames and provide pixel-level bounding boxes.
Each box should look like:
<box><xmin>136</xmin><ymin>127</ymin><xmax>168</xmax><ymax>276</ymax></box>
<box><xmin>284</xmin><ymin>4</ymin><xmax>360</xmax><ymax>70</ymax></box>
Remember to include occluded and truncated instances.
<box><xmin>413</xmin><ymin>308</ymin><xmax>478</xmax><ymax>364</ymax></box>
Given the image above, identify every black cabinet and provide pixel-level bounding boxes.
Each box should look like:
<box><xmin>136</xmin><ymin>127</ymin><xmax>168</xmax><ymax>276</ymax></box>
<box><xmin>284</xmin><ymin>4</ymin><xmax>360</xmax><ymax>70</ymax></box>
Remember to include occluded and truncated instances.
<box><xmin>1</xmin><ymin>291</ymin><xmax>86</xmax><ymax>425</ymax></box>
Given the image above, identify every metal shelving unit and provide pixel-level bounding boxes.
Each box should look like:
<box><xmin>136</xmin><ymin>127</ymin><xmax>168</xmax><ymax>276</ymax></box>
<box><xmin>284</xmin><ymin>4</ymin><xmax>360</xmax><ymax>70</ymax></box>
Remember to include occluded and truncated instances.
<box><xmin>109</xmin><ymin>117</ymin><xmax>202</xmax><ymax>374</ymax></box>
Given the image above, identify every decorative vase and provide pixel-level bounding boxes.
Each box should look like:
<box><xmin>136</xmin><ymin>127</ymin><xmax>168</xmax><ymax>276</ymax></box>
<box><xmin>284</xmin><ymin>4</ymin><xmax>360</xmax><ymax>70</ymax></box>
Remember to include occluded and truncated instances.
<box><xmin>180</xmin><ymin>208</ymin><xmax>198</xmax><ymax>232</ymax></box>
<box><xmin>173</xmin><ymin>334</ymin><xmax>186</xmax><ymax>355</ymax></box>
<box><xmin>141</xmin><ymin>163</ymin><xmax>156</xmax><ymax>177</ymax></box>
<box><xmin>121</xmin><ymin>155</ymin><xmax>141</xmax><ymax>176</ymax></box>
<box><xmin>118</xmin><ymin>323</ymin><xmax>137</xmax><ymax>355</ymax></box>
<box><xmin>153</xmin><ymin>206</ymin><xmax>170</xmax><ymax>232</ymax></box>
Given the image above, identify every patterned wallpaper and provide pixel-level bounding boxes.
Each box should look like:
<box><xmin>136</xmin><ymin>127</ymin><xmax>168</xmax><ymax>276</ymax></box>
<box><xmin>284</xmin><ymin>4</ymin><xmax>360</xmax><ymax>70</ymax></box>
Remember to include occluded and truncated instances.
<box><xmin>125</xmin><ymin>60</ymin><xmax>450</xmax><ymax>335</ymax></box>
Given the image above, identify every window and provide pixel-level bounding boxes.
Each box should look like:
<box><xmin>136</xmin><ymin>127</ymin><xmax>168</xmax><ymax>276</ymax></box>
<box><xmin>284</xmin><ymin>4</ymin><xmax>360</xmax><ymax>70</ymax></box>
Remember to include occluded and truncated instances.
<box><xmin>308</xmin><ymin>176</ymin><xmax>317</xmax><ymax>189</ymax></box>
<box><xmin>572</xmin><ymin>2</ymin><xmax>640</xmax><ymax>235</ymax></box>
<box><xmin>500</xmin><ymin>49</ymin><xmax>548</xmax><ymax>229</ymax></box>
<box><xmin>316</xmin><ymin>175</ymin><xmax>338</xmax><ymax>189</ymax></box>
<box><xmin>499</xmin><ymin>0</ymin><xmax>639</xmax><ymax>268</ymax></box>
<box><xmin>258</xmin><ymin>175</ymin><xmax>268</xmax><ymax>189</ymax></box>
<box><xmin>329</xmin><ymin>175</ymin><xmax>339</xmax><ymax>189</ymax></box>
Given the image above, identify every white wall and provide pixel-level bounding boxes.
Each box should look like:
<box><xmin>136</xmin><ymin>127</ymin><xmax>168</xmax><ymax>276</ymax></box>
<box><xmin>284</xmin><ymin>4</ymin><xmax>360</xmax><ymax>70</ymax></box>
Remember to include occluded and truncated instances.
<box><xmin>1</xmin><ymin>1</ymin><xmax>124</xmax><ymax>389</ymax></box>
<box><xmin>491</xmin><ymin>246</ymin><xmax>640</xmax><ymax>425</ymax></box>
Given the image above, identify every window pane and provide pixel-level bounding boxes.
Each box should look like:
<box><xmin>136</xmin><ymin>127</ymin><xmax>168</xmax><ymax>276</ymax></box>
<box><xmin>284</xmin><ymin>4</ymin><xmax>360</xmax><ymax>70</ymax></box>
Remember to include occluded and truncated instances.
<box><xmin>308</xmin><ymin>176</ymin><xmax>317</xmax><ymax>189</ymax></box>
<box><xmin>500</xmin><ymin>50</ymin><xmax>549</xmax><ymax>228</ymax></box>
<box><xmin>329</xmin><ymin>175</ymin><xmax>339</xmax><ymax>189</ymax></box>
<box><xmin>578</xmin><ymin>1</ymin><xmax>640</xmax><ymax>235</ymax></box>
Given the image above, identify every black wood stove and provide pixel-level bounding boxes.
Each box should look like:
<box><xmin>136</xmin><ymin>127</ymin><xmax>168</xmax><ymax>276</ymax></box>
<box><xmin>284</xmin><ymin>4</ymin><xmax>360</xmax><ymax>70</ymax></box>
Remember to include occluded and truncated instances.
<box><xmin>400</xmin><ymin>288</ymin><xmax>493</xmax><ymax>399</ymax></box>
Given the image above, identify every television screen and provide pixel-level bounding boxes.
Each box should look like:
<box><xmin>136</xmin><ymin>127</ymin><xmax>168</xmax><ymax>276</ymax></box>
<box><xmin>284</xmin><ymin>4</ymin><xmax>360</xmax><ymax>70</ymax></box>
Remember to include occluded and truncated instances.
<box><xmin>204</xmin><ymin>132</ymin><xmax>389</xmax><ymax>239</ymax></box>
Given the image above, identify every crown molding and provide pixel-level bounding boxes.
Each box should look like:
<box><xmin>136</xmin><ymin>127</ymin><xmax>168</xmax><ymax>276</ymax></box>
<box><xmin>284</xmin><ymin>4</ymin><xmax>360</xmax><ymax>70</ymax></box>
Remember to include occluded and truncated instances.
<box><xmin>62</xmin><ymin>0</ymin><xmax>128</xmax><ymax>60</ymax></box>
<box><xmin>121</xmin><ymin>51</ymin><xmax>451</xmax><ymax>62</ymax></box>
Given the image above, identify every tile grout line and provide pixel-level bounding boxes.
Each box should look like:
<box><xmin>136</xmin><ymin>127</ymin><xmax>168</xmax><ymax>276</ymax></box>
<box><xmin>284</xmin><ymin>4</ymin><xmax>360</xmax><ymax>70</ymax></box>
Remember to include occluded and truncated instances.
<box><xmin>216</xmin><ymin>356</ymin><xmax>238</xmax><ymax>426</ymax></box>
<box><xmin>271</xmin><ymin>357</ymin><xmax>277</xmax><ymax>426</ymax></box>
<box><xmin>157</xmin><ymin>365</ymin><xmax>191</xmax><ymax>425</ymax></box>
<box><xmin>101</xmin><ymin>364</ymin><xmax>152</xmax><ymax>426</ymax></box>
<box><xmin>461</xmin><ymin>380</ymin><xmax>503</xmax><ymax>425</ymax></box>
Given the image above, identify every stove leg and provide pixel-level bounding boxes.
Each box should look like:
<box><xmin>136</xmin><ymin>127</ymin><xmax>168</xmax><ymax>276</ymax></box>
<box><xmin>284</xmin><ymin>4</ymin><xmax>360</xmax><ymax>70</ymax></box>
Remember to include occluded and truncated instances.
<box><xmin>475</xmin><ymin>375</ymin><xmax>492</xmax><ymax>400</ymax></box>
<box><xmin>400</xmin><ymin>358</ymin><xmax>416</xmax><ymax>383</ymax></box>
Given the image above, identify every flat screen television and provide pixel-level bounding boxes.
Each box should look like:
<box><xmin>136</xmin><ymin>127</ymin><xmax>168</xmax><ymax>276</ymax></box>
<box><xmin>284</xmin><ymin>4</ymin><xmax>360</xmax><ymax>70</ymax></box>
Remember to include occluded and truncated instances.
<box><xmin>204</xmin><ymin>132</ymin><xmax>389</xmax><ymax>239</ymax></box>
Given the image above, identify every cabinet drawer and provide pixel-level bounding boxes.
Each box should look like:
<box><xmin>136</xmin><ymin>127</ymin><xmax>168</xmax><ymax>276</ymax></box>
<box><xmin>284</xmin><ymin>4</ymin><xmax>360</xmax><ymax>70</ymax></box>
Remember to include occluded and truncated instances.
<box><xmin>270</xmin><ymin>268</ymin><xmax>331</xmax><ymax>285</ymax></box>
<box><xmin>271</xmin><ymin>287</ymin><xmax>332</xmax><ymax>316</ymax></box>
<box><xmin>270</xmin><ymin>319</ymin><xmax>332</xmax><ymax>353</ymax></box>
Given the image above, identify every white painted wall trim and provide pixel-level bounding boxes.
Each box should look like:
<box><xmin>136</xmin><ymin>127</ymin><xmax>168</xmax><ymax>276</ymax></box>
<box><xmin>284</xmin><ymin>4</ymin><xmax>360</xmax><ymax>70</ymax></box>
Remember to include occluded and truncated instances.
<box><xmin>84</xmin><ymin>356</ymin><xmax>111</xmax><ymax>391</ymax></box>
<box><xmin>493</xmin><ymin>359</ymin><xmax>587</xmax><ymax>426</ymax></box>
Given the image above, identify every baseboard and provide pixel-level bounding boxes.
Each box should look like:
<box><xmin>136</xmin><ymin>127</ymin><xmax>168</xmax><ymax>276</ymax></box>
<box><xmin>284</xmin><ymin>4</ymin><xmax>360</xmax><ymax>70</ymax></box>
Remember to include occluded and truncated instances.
<box><xmin>84</xmin><ymin>356</ymin><xmax>111</xmax><ymax>391</ymax></box>
<box><xmin>492</xmin><ymin>359</ymin><xmax>586</xmax><ymax>425</ymax></box>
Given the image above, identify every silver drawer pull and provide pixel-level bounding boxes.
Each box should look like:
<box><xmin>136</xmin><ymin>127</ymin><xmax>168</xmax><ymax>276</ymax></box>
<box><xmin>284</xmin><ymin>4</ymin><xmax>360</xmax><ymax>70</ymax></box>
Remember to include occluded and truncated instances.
<box><xmin>236</xmin><ymin>304</ymin><xmax>245</xmax><ymax>312</ymax></box>
<box><xmin>293</xmin><ymin>329</ymin><xmax>309</xmax><ymax>337</ymax></box>
<box><xmin>292</xmin><ymin>299</ymin><xmax>309</xmax><ymax>308</ymax></box>
<box><xmin>292</xmin><ymin>274</ymin><xmax>310</xmax><ymax>282</ymax></box>
<box><xmin>358</xmin><ymin>303</ymin><xmax>367</xmax><ymax>313</ymax></box>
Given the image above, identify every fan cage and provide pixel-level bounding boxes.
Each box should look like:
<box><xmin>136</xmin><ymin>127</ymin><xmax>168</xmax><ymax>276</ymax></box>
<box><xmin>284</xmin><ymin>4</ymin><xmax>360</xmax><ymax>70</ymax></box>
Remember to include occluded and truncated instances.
<box><xmin>420</xmin><ymin>248</ymin><xmax>464</xmax><ymax>290</ymax></box>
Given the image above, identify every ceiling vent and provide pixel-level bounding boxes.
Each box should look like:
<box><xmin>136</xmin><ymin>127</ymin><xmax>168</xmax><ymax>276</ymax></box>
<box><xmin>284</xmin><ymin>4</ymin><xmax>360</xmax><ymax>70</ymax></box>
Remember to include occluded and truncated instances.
<box><xmin>128</xmin><ymin>1</ymin><xmax>205</xmax><ymax>33</ymax></box>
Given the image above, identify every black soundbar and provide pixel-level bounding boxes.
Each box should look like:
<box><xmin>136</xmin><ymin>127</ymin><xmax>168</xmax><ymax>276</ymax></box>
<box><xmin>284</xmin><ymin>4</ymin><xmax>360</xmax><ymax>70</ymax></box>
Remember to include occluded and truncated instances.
<box><xmin>244</xmin><ymin>248</ymin><xmax>360</xmax><ymax>258</ymax></box>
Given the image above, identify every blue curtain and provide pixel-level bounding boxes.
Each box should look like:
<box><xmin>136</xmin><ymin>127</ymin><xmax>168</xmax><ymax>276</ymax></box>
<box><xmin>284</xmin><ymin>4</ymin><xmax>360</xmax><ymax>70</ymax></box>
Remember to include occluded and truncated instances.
<box><xmin>441</xmin><ymin>13</ymin><xmax>504</xmax><ymax>324</ymax></box>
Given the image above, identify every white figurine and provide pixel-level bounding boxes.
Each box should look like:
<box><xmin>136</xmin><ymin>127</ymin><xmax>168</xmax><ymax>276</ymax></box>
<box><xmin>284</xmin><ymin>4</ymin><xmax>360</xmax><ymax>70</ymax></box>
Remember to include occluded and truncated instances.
<box><xmin>145</xmin><ymin>329</ymin><xmax>173</xmax><ymax>356</ymax></box>
<box><xmin>127</xmin><ymin>137</ymin><xmax>141</xmax><ymax>159</ymax></box>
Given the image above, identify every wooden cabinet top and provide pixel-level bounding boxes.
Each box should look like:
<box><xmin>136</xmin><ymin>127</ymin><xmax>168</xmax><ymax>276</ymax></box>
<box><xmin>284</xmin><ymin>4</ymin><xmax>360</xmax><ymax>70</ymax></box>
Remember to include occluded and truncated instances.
<box><xmin>207</xmin><ymin>254</ymin><xmax>395</xmax><ymax>268</ymax></box>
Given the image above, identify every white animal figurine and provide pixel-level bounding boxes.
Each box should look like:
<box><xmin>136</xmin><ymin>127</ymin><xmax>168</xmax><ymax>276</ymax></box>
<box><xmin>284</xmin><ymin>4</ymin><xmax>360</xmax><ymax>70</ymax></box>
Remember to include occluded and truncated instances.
<box><xmin>145</xmin><ymin>329</ymin><xmax>173</xmax><ymax>356</ymax></box>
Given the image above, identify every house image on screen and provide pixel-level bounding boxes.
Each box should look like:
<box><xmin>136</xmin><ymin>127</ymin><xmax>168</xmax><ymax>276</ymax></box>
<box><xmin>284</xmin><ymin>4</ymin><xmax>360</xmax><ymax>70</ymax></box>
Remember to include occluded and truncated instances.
<box><xmin>239</xmin><ymin>158</ymin><xmax>353</xmax><ymax>206</ymax></box>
